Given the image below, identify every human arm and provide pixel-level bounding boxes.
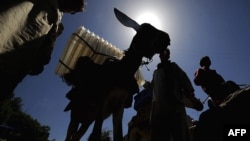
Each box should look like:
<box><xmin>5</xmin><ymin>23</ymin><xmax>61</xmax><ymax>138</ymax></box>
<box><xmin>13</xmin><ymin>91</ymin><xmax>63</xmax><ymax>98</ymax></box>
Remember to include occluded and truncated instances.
<box><xmin>194</xmin><ymin>68</ymin><xmax>205</xmax><ymax>86</ymax></box>
<box><xmin>172</xmin><ymin>63</ymin><xmax>195</xmax><ymax>95</ymax></box>
<box><xmin>172</xmin><ymin>63</ymin><xmax>204</xmax><ymax>110</ymax></box>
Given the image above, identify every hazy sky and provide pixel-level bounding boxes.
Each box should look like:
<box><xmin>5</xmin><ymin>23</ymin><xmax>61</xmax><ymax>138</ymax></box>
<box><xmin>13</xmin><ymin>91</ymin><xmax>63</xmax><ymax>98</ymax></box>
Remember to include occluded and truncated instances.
<box><xmin>14</xmin><ymin>0</ymin><xmax>250</xmax><ymax>140</ymax></box>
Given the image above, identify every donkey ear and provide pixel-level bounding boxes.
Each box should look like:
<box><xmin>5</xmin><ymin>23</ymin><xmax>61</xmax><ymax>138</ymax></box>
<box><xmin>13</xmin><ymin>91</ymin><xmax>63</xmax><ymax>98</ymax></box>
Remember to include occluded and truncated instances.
<box><xmin>114</xmin><ymin>8</ymin><xmax>140</xmax><ymax>31</ymax></box>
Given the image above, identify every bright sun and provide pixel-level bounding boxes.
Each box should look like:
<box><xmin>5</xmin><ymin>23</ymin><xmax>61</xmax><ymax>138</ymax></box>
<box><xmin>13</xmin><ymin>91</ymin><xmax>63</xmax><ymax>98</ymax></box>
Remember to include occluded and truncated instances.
<box><xmin>136</xmin><ymin>12</ymin><xmax>162</xmax><ymax>29</ymax></box>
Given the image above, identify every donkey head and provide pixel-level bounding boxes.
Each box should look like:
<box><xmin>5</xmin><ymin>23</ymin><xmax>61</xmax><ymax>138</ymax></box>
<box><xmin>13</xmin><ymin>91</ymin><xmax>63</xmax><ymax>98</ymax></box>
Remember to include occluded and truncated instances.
<box><xmin>114</xmin><ymin>8</ymin><xmax>171</xmax><ymax>59</ymax></box>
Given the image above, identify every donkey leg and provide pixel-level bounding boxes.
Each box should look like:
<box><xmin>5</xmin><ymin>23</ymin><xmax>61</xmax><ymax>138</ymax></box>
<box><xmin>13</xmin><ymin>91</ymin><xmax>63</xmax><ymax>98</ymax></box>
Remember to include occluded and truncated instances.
<box><xmin>65</xmin><ymin>120</ymin><xmax>80</xmax><ymax>141</ymax></box>
<box><xmin>88</xmin><ymin>108</ymin><xmax>104</xmax><ymax>141</ymax></box>
<box><xmin>128</xmin><ymin>126</ymin><xmax>139</xmax><ymax>141</ymax></box>
<box><xmin>73</xmin><ymin>121</ymin><xmax>93</xmax><ymax>141</ymax></box>
<box><xmin>112</xmin><ymin>107</ymin><xmax>124</xmax><ymax>141</ymax></box>
<box><xmin>109</xmin><ymin>88</ymin><xmax>128</xmax><ymax>141</ymax></box>
<box><xmin>88</xmin><ymin>120</ymin><xmax>103</xmax><ymax>141</ymax></box>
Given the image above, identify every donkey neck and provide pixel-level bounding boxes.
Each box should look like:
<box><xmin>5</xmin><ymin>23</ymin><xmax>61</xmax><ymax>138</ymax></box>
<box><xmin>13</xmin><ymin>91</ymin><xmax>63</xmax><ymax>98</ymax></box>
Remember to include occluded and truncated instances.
<box><xmin>119</xmin><ymin>50</ymin><xmax>143</xmax><ymax>76</ymax></box>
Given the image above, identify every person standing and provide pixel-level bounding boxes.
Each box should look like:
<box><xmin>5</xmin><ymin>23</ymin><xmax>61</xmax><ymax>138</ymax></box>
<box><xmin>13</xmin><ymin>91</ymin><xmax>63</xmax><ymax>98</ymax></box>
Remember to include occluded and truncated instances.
<box><xmin>150</xmin><ymin>48</ymin><xmax>198</xmax><ymax>141</ymax></box>
<box><xmin>0</xmin><ymin>0</ymin><xmax>85</xmax><ymax>101</ymax></box>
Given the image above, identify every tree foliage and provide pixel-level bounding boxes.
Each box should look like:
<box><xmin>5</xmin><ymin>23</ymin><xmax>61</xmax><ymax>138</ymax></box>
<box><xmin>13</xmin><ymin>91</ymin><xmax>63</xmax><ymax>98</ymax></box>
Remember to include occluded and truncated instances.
<box><xmin>101</xmin><ymin>128</ymin><xmax>112</xmax><ymax>141</ymax></box>
<box><xmin>0</xmin><ymin>94</ymin><xmax>53</xmax><ymax>141</ymax></box>
<box><xmin>86</xmin><ymin>128</ymin><xmax>112</xmax><ymax>141</ymax></box>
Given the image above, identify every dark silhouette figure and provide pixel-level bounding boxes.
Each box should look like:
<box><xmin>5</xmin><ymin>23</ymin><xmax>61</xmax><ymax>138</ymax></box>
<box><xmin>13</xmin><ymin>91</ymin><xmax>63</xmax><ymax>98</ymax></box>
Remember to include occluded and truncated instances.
<box><xmin>194</xmin><ymin>85</ymin><xmax>250</xmax><ymax>141</ymax></box>
<box><xmin>62</xmin><ymin>8</ymin><xmax>171</xmax><ymax>141</ymax></box>
<box><xmin>150</xmin><ymin>48</ymin><xmax>202</xmax><ymax>141</ymax></box>
<box><xmin>0</xmin><ymin>0</ymin><xmax>85</xmax><ymax>101</ymax></box>
<box><xmin>194</xmin><ymin>56</ymin><xmax>240</xmax><ymax>107</ymax></box>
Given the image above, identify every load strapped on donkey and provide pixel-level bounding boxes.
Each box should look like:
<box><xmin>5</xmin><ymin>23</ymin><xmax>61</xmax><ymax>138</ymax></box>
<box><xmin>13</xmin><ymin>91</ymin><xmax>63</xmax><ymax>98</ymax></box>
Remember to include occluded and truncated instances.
<box><xmin>55</xmin><ymin>26</ymin><xmax>145</xmax><ymax>86</ymax></box>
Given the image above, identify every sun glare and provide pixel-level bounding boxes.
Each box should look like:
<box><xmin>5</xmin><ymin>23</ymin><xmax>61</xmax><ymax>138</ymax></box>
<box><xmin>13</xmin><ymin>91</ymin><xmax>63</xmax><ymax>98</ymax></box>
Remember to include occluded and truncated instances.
<box><xmin>136</xmin><ymin>12</ymin><xmax>162</xmax><ymax>29</ymax></box>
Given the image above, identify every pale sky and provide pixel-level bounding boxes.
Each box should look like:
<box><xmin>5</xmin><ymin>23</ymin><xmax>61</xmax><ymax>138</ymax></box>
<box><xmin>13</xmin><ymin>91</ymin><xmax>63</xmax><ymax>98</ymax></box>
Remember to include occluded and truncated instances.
<box><xmin>14</xmin><ymin>0</ymin><xmax>250</xmax><ymax>140</ymax></box>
